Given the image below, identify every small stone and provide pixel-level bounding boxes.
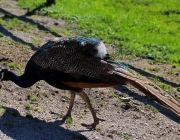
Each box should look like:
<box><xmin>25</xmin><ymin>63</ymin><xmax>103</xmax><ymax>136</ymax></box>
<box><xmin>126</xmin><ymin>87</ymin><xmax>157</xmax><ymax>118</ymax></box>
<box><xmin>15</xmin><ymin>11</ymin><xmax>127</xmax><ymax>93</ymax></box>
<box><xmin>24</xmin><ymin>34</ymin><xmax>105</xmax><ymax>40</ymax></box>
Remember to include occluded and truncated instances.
<box><xmin>36</xmin><ymin>86</ymin><xmax>41</xmax><ymax>89</ymax></box>
<box><xmin>175</xmin><ymin>72</ymin><xmax>179</xmax><ymax>76</ymax></box>
<box><xmin>107</xmin><ymin>134</ymin><xmax>113</xmax><ymax>138</ymax></box>
<box><xmin>54</xmin><ymin>91</ymin><xmax>59</xmax><ymax>93</ymax></box>
<box><xmin>95</xmin><ymin>136</ymin><xmax>98</xmax><ymax>139</ymax></box>
<box><xmin>54</xmin><ymin>22</ymin><xmax>59</xmax><ymax>26</ymax></box>
<box><xmin>84</xmin><ymin>109</ymin><xmax>88</xmax><ymax>112</ymax></box>
<box><xmin>120</xmin><ymin>97</ymin><xmax>133</xmax><ymax>102</ymax></box>
<box><xmin>145</xmin><ymin>123</ymin><xmax>149</xmax><ymax>126</ymax></box>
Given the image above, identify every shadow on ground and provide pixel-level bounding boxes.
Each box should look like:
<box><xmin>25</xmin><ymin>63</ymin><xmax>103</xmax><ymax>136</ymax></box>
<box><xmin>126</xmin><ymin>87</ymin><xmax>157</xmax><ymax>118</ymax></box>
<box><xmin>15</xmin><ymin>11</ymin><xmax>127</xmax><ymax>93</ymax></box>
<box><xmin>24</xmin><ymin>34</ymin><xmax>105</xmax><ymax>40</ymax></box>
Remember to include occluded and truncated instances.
<box><xmin>0</xmin><ymin>107</ymin><xmax>88</xmax><ymax>140</ymax></box>
<box><xmin>114</xmin><ymin>86</ymin><xmax>180</xmax><ymax>124</ymax></box>
<box><xmin>0</xmin><ymin>7</ymin><xmax>61</xmax><ymax>51</ymax></box>
<box><xmin>129</xmin><ymin>64</ymin><xmax>180</xmax><ymax>88</ymax></box>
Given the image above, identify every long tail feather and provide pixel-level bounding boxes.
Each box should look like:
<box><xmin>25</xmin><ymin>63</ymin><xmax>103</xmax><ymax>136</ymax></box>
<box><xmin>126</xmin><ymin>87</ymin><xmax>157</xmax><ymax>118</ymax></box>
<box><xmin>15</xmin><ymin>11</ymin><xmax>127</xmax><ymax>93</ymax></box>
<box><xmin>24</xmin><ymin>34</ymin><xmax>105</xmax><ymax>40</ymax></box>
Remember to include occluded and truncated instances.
<box><xmin>114</xmin><ymin>70</ymin><xmax>180</xmax><ymax>116</ymax></box>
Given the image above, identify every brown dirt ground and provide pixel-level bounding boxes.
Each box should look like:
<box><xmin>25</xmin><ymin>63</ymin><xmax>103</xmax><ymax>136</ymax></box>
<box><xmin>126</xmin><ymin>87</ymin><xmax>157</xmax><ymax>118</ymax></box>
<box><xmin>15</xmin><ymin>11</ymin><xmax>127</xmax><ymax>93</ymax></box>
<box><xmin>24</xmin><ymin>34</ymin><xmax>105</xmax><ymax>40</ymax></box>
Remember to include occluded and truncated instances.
<box><xmin>0</xmin><ymin>1</ymin><xmax>180</xmax><ymax>140</ymax></box>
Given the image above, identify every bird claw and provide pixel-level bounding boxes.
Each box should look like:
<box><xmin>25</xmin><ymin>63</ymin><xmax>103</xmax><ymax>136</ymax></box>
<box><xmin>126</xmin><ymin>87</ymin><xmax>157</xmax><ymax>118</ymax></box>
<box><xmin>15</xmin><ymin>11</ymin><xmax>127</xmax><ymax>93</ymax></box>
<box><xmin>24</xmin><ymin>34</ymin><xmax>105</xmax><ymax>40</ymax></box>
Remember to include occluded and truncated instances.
<box><xmin>81</xmin><ymin>117</ymin><xmax>105</xmax><ymax>129</ymax></box>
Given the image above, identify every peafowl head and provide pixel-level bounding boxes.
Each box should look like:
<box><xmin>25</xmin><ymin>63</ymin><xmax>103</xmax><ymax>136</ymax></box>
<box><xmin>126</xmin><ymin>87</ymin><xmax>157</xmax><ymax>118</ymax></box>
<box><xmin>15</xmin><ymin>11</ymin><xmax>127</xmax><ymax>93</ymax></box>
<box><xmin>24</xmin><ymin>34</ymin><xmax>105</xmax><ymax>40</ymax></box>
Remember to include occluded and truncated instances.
<box><xmin>93</xmin><ymin>41</ymin><xmax>108</xmax><ymax>59</ymax></box>
<box><xmin>68</xmin><ymin>37</ymin><xmax>108</xmax><ymax>59</ymax></box>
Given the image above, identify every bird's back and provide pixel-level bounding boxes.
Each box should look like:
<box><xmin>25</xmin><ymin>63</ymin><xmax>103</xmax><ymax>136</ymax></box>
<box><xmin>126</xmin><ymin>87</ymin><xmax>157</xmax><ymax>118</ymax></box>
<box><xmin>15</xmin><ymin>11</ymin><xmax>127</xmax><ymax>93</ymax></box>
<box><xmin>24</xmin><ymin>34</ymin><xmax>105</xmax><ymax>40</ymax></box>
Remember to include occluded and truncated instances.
<box><xmin>28</xmin><ymin>37</ymin><xmax>129</xmax><ymax>90</ymax></box>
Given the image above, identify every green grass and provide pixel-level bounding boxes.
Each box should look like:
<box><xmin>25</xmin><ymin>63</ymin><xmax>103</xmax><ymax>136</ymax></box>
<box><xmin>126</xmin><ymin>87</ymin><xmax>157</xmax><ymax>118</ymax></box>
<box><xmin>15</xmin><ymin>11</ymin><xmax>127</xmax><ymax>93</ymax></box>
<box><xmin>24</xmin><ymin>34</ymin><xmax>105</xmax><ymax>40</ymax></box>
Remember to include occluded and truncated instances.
<box><xmin>28</xmin><ymin>93</ymin><xmax>39</xmax><ymax>102</ymax></box>
<box><xmin>24</xmin><ymin>103</ymin><xmax>33</xmax><ymax>110</ymax></box>
<box><xmin>49</xmin><ymin>26</ymin><xmax>71</xmax><ymax>36</ymax></box>
<box><xmin>7</xmin><ymin>62</ymin><xmax>21</xmax><ymax>70</ymax></box>
<box><xmin>158</xmin><ymin>82</ymin><xmax>172</xmax><ymax>92</ymax></box>
<box><xmin>115</xmin><ymin>97</ymin><xmax>123</xmax><ymax>103</ymax></box>
<box><xmin>117</xmin><ymin>132</ymin><xmax>133</xmax><ymax>139</ymax></box>
<box><xmin>147</xmin><ymin>66</ymin><xmax>161</xmax><ymax>72</ymax></box>
<box><xmin>43</xmin><ymin>91</ymin><xmax>50</xmax><ymax>98</ymax></box>
<box><xmin>0</xmin><ymin>17</ymin><xmax>33</xmax><ymax>32</ymax></box>
<box><xmin>109</xmin><ymin>92</ymin><xmax>116</xmax><ymax>98</ymax></box>
<box><xmin>149</xmin><ymin>105</ymin><xmax>158</xmax><ymax>112</ymax></box>
<box><xmin>177</xmin><ymin>87</ymin><xmax>180</xmax><ymax>92</ymax></box>
<box><xmin>31</xmin><ymin>37</ymin><xmax>42</xmax><ymax>46</ymax></box>
<box><xmin>167</xmin><ymin>69</ymin><xmax>174</xmax><ymax>74</ymax></box>
<box><xmin>100</xmin><ymin>101</ymin><xmax>105</xmax><ymax>107</ymax></box>
<box><xmin>18</xmin><ymin>0</ymin><xmax>180</xmax><ymax>65</ymax></box>
<box><xmin>26</xmin><ymin>111</ymin><xmax>33</xmax><ymax>118</ymax></box>
<box><xmin>65</xmin><ymin>117</ymin><xmax>73</xmax><ymax>125</ymax></box>
<box><xmin>79</xmin><ymin>113</ymin><xmax>84</xmax><ymax>119</ymax></box>
<box><xmin>0</xmin><ymin>33</ymin><xmax>4</xmax><ymax>37</ymax></box>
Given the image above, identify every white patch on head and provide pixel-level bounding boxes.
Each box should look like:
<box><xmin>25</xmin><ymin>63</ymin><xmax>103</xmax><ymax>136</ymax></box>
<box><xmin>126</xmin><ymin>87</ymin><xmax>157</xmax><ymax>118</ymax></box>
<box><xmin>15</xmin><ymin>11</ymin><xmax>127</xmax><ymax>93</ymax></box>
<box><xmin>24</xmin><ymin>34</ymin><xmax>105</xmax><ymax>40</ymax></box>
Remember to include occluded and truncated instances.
<box><xmin>94</xmin><ymin>41</ymin><xmax>107</xmax><ymax>59</ymax></box>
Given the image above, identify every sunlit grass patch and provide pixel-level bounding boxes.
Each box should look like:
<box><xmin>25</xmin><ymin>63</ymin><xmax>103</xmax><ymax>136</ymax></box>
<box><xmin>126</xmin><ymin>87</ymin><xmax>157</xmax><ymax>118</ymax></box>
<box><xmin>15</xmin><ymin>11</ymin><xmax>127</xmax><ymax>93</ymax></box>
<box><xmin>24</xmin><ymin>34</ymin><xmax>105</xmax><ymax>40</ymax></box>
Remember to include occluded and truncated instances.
<box><xmin>17</xmin><ymin>0</ymin><xmax>180</xmax><ymax>65</ymax></box>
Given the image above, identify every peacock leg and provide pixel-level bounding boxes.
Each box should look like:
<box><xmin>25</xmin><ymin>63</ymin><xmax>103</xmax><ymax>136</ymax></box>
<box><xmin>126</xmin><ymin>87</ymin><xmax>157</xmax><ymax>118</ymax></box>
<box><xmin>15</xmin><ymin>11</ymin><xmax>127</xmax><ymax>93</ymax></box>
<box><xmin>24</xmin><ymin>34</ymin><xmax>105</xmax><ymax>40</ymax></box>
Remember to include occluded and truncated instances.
<box><xmin>76</xmin><ymin>90</ymin><xmax>105</xmax><ymax>129</ymax></box>
<box><xmin>64</xmin><ymin>91</ymin><xmax>76</xmax><ymax>118</ymax></box>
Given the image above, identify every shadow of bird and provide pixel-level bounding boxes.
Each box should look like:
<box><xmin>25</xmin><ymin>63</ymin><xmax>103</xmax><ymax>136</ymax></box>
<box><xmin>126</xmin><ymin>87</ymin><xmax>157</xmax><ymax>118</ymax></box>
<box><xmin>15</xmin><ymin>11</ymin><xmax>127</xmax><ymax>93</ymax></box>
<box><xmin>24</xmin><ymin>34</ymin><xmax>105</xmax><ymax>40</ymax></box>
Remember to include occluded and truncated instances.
<box><xmin>0</xmin><ymin>37</ymin><xmax>180</xmax><ymax>129</ymax></box>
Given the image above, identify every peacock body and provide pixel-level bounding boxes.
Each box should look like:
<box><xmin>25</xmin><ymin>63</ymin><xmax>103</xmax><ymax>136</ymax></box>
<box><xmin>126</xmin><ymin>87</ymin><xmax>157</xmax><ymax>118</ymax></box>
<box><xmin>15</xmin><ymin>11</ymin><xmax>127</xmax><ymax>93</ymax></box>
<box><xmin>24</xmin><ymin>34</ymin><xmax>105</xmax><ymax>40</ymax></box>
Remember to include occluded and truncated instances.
<box><xmin>0</xmin><ymin>37</ymin><xmax>180</xmax><ymax>128</ymax></box>
<box><xmin>30</xmin><ymin>37</ymin><xmax>127</xmax><ymax>90</ymax></box>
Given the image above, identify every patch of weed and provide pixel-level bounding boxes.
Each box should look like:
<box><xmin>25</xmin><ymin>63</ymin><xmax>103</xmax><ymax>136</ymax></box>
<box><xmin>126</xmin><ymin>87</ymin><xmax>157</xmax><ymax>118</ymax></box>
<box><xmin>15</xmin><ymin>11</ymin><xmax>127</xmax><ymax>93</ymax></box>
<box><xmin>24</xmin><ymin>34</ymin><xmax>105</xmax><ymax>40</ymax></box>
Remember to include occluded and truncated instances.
<box><xmin>7</xmin><ymin>62</ymin><xmax>21</xmax><ymax>70</ymax></box>
<box><xmin>43</xmin><ymin>91</ymin><xmax>50</xmax><ymax>98</ymax></box>
<box><xmin>147</xmin><ymin>66</ymin><xmax>161</xmax><ymax>72</ymax></box>
<box><xmin>79</xmin><ymin>113</ymin><xmax>84</xmax><ymax>119</ymax></box>
<box><xmin>109</xmin><ymin>92</ymin><xmax>116</xmax><ymax>98</ymax></box>
<box><xmin>0</xmin><ymin>61</ymin><xmax>7</xmax><ymax>66</ymax></box>
<box><xmin>62</xmin><ymin>93</ymin><xmax>68</xmax><ymax>98</ymax></box>
<box><xmin>158</xmin><ymin>83</ymin><xmax>172</xmax><ymax>92</ymax></box>
<box><xmin>100</xmin><ymin>101</ymin><xmax>105</xmax><ymax>107</ymax></box>
<box><xmin>65</xmin><ymin>117</ymin><xmax>73</xmax><ymax>125</ymax></box>
<box><xmin>167</xmin><ymin>70</ymin><xmax>174</xmax><ymax>75</ymax></box>
<box><xmin>34</xmin><ymin>107</ymin><xmax>40</xmax><ymax>112</ymax></box>
<box><xmin>149</xmin><ymin>105</ymin><xmax>158</xmax><ymax>112</ymax></box>
<box><xmin>123</xmin><ymin>93</ymin><xmax>129</xmax><ymax>98</ymax></box>
<box><xmin>95</xmin><ymin>127</ymin><xmax>100</xmax><ymax>132</ymax></box>
<box><xmin>28</xmin><ymin>93</ymin><xmax>39</xmax><ymax>102</ymax></box>
<box><xmin>115</xmin><ymin>97</ymin><xmax>122</xmax><ymax>103</ymax></box>
<box><xmin>31</xmin><ymin>37</ymin><xmax>42</xmax><ymax>46</ymax></box>
<box><xmin>117</xmin><ymin>132</ymin><xmax>133</xmax><ymax>139</ymax></box>
<box><xmin>124</xmin><ymin>133</ymin><xmax>133</xmax><ymax>139</ymax></box>
<box><xmin>176</xmin><ymin>95</ymin><xmax>180</xmax><ymax>99</ymax></box>
<box><xmin>26</xmin><ymin>111</ymin><xmax>33</xmax><ymax>118</ymax></box>
<box><xmin>177</xmin><ymin>87</ymin><xmax>180</xmax><ymax>92</ymax></box>
<box><xmin>56</xmin><ymin>114</ymin><xmax>64</xmax><ymax>118</ymax></box>
<box><xmin>24</xmin><ymin>103</ymin><xmax>33</xmax><ymax>110</ymax></box>
<box><xmin>0</xmin><ymin>33</ymin><xmax>4</xmax><ymax>37</ymax></box>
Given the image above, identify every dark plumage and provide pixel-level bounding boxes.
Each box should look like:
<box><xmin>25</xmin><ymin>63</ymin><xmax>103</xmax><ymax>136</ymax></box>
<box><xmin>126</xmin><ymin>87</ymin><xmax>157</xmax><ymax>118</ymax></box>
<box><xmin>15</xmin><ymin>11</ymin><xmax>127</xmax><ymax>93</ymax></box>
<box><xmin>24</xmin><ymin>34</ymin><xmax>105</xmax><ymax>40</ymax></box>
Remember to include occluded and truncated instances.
<box><xmin>0</xmin><ymin>37</ymin><xmax>180</xmax><ymax>128</ymax></box>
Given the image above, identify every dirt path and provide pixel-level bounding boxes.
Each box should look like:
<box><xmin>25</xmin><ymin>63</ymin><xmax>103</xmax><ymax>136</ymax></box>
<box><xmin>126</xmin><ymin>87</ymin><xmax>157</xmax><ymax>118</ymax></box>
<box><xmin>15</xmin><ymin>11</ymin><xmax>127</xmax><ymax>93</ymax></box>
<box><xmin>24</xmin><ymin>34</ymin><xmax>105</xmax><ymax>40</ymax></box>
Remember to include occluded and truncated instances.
<box><xmin>0</xmin><ymin>1</ymin><xmax>180</xmax><ymax>140</ymax></box>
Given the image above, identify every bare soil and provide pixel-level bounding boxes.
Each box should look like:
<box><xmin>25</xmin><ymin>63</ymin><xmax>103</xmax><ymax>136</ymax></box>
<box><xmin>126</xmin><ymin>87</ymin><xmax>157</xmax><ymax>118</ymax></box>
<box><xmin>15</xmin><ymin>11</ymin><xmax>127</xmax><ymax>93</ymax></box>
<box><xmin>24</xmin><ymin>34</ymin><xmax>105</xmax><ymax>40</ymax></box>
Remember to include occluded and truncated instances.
<box><xmin>0</xmin><ymin>1</ymin><xmax>180</xmax><ymax>140</ymax></box>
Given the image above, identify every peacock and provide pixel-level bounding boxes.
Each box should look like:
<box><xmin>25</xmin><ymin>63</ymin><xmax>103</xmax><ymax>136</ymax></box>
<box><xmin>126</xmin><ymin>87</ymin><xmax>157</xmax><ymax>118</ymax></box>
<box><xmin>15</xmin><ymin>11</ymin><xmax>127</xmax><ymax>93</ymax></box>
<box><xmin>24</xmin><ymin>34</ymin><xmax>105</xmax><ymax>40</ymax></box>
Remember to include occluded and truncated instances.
<box><xmin>0</xmin><ymin>37</ymin><xmax>180</xmax><ymax>128</ymax></box>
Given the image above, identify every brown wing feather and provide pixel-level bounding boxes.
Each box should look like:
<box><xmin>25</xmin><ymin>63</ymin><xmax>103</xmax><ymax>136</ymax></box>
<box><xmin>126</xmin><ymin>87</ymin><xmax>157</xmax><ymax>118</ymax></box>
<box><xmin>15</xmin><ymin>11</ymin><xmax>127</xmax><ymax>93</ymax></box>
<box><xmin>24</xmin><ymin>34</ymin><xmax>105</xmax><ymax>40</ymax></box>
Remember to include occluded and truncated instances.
<box><xmin>61</xmin><ymin>82</ymin><xmax>118</xmax><ymax>88</ymax></box>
